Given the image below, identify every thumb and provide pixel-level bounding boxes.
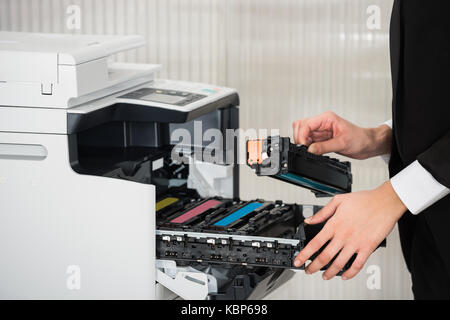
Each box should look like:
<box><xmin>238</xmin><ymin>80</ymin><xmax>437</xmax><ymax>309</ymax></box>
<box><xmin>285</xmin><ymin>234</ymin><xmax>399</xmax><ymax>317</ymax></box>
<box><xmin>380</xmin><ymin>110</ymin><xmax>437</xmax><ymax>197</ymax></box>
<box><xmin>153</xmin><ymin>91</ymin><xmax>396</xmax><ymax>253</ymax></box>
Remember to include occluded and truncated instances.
<box><xmin>308</xmin><ymin>138</ymin><xmax>343</xmax><ymax>155</ymax></box>
<box><xmin>304</xmin><ymin>196</ymin><xmax>341</xmax><ymax>224</ymax></box>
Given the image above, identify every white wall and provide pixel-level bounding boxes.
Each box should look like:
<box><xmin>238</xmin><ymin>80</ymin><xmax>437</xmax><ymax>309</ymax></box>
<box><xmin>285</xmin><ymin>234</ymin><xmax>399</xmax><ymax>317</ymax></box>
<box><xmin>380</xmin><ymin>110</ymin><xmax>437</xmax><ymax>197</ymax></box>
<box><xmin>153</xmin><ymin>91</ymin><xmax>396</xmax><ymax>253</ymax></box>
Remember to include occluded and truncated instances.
<box><xmin>0</xmin><ymin>0</ymin><xmax>413</xmax><ymax>299</ymax></box>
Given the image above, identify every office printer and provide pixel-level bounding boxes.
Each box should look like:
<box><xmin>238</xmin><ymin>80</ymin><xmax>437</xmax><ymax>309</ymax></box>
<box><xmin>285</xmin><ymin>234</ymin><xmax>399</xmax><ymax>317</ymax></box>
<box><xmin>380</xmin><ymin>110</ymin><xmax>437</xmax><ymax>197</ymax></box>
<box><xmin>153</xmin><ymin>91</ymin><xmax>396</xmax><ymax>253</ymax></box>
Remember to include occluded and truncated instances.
<box><xmin>0</xmin><ymin>32</ymin><xmax>351</xmax><ymax>300</ymax></box>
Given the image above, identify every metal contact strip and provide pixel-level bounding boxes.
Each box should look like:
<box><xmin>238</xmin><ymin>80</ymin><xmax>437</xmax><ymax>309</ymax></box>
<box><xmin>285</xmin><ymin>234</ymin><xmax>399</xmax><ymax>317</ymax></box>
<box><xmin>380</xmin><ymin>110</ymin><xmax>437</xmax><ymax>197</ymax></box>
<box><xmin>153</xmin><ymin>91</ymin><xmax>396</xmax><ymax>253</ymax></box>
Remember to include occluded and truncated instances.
<box><xmin>156</xmin><ymin>229</ymin><xmax>301</xmax><ymax>246</ymax></box>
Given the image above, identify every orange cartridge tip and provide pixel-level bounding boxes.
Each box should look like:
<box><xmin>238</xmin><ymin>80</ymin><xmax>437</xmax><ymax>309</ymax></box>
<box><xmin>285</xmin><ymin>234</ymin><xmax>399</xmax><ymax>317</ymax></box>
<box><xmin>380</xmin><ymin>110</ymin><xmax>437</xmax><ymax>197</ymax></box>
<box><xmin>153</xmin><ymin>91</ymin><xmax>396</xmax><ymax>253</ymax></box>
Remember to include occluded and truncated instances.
<box><xmin>247</xmin><ymin>140</ymin><xmax>263</xmax><ymax>165</ymax></box>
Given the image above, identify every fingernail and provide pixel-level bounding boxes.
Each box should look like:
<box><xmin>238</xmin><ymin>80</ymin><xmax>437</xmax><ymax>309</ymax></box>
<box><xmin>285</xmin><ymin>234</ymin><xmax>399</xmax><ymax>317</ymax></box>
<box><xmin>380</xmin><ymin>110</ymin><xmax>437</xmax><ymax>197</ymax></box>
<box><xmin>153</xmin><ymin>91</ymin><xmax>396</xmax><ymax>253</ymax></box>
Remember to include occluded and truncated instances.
<box><xmin>322</xmin><ymin>274</ymin><xmax>329</xmax><ymax>280</ymax></box>
<box><xmin>294</xmin><ymin>260</ymin><xmax>300</xmax><ymax>267</ymax></box>
<box><xmin>305</xmin><ymin>269</ymin><xmax>311</xmax><ymax>275</ymax></box>
<box><xmin>342</xmin><ymin>276</ymin><xmax>348</xmax><ymax>280</ymax></box>
<box><xmin>304</xmin><ymin>218</ymin><xmax>311</xmax><ymax>224</ymax></box>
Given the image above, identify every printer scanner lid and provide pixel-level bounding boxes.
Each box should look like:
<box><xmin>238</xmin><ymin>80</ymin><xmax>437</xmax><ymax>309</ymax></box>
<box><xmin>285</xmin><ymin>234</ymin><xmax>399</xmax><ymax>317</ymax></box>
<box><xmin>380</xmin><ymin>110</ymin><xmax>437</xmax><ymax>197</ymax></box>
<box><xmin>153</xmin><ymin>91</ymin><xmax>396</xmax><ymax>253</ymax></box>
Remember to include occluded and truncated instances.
<box><xmin>0</xmin><ymin>32</ymin><xmax>160</xmax><ymax>109</ymax></box>
<box><xmin>0</xmin><ymin>31</ymin><xmax>144</xmax><ymax>65</ymax></box>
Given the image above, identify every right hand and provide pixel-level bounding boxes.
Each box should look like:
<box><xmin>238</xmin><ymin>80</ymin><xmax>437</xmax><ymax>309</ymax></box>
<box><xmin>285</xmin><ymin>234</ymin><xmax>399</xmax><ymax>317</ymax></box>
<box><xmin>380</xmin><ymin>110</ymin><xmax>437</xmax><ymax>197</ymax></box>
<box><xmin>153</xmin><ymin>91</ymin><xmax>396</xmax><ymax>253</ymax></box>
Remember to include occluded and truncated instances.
<box><xmin>292</xmin><ymin>111</ymin><xmax>392</xmax><ymax>160</ymax></box>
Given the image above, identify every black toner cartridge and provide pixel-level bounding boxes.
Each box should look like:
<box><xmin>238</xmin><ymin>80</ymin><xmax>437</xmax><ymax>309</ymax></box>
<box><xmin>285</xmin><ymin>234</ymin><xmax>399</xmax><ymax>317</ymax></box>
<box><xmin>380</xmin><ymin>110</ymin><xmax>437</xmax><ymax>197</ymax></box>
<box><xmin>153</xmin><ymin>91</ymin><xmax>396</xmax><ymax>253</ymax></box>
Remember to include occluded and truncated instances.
<box><xmin>247</xmin><ymin>136</ymin><xmax>352</xmax><ymax>197</ymax></box>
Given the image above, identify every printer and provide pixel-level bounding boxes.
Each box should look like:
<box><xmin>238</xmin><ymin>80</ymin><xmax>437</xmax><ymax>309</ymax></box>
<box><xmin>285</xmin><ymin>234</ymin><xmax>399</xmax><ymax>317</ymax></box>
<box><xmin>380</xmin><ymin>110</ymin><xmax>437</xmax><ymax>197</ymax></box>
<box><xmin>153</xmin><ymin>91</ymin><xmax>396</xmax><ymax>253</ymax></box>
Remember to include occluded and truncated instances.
<box><xmin>0</xmin><ymin>32</ymin><xmax>353</xmax><ymax>300</ymax></box>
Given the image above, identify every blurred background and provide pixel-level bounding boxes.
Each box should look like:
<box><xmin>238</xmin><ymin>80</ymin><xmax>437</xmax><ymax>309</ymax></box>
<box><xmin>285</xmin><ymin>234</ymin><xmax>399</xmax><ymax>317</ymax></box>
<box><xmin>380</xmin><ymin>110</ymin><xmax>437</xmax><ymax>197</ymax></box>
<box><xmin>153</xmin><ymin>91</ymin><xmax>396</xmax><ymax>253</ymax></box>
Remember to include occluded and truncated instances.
<box><xmin>0</xmin><ymin>0</ymin><xmax>412</xmax><ymax>299</ymax></box>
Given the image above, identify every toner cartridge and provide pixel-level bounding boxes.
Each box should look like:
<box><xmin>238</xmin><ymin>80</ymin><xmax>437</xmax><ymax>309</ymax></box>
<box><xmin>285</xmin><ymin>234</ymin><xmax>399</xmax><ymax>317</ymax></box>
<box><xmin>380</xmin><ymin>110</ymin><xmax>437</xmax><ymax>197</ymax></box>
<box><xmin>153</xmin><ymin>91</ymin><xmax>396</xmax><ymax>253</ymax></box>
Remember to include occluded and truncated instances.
<box><xmin>247</xmin><ymin>136</ymin><xmax>352</xmax><ymax>197</ymax></box>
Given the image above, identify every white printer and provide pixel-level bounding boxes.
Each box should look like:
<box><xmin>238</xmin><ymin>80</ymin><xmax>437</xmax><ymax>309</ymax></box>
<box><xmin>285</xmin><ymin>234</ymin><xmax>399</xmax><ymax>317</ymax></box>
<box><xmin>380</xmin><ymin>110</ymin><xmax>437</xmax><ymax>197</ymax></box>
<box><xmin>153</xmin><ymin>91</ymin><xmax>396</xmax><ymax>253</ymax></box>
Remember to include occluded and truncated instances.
<box><xmin>0</xmin><ymin>32</ymin><xmax>320</xmax><ymax>300</ymax></box>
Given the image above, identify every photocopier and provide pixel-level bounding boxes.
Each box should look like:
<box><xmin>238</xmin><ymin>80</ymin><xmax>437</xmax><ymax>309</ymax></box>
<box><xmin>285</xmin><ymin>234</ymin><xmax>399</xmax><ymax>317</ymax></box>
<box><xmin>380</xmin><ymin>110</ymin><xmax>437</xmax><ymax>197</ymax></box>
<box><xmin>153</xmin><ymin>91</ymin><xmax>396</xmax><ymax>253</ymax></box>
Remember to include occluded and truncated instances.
<box><xmin>0</xmin><ymin>32</ymin><xmax>355</xmax><ymax>300</ymax></box>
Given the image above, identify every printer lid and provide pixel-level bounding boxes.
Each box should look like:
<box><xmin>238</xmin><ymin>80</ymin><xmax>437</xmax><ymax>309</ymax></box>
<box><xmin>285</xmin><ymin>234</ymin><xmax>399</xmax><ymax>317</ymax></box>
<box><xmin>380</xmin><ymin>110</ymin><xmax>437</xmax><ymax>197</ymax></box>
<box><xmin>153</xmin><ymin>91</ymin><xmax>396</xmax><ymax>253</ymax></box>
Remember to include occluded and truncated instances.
<box><xmin>0</xmin><ymin>31</ymin><xmax>144</xmax><ymax>65</ymax></box>
<box><xmin>0</xmin><ymin>32</ymin><xmax>159</xmax><ymax>108</ymax></box>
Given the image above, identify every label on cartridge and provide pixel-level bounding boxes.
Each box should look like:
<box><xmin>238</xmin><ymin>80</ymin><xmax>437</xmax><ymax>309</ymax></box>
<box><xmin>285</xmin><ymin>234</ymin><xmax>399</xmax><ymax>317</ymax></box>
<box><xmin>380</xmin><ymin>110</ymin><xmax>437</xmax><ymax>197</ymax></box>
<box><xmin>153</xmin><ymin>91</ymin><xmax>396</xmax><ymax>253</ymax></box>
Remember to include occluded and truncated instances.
<box><xmin>214</xmin><ymin>202</ymin><xmax>263</xmax><ymax>227</ymax></box>
<box><xmin>170</xmin><ymin>199</ymin><xmax>222</xmax><ymax>224</ymax></box>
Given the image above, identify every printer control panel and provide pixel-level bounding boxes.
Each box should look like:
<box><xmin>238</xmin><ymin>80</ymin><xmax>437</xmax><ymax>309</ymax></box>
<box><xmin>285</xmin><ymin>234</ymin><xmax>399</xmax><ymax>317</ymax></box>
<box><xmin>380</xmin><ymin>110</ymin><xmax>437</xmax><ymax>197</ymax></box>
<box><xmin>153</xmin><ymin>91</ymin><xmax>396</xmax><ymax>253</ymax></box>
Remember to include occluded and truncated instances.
<box><xmin>118</xmin><ymin>88</ymin><xmax>207</xmax><ymax>107</ymax></box>
<box><xmin>111</xmin><ymin>79</ymin><xmax>238</xmax><ymax>115</ymax></box>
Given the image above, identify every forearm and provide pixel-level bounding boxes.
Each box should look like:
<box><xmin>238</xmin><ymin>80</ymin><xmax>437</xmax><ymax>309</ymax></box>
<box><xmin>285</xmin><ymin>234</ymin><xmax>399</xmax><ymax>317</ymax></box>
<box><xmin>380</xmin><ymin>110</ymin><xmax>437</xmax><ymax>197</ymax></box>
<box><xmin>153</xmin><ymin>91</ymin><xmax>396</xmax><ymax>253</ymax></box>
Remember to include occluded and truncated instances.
<box><xmin>359</xmin><ymin>124</ymin><xmax>392</xmax><ymax>159</ymax></box>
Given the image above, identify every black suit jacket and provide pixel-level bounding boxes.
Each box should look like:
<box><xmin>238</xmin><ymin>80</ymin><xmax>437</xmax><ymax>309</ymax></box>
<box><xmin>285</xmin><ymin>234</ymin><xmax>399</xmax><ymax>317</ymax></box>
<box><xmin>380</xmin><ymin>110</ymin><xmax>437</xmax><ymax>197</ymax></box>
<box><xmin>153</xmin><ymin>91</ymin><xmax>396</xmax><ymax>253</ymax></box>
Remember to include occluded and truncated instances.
<box><xmin>390</xmin><ymin>0</ymin><xmax>450</xmax><ymax>272</ymax></box>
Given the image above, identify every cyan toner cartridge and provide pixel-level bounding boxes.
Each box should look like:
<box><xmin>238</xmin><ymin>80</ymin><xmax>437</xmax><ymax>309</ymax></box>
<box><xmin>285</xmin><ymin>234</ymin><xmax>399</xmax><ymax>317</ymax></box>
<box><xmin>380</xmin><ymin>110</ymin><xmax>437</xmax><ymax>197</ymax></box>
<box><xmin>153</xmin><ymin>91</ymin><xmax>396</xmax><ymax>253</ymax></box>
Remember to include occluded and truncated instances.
<box><xmin>247</xmin><ymin>136</ymin><xmax>352</xmax><ymax>197</ymax></box>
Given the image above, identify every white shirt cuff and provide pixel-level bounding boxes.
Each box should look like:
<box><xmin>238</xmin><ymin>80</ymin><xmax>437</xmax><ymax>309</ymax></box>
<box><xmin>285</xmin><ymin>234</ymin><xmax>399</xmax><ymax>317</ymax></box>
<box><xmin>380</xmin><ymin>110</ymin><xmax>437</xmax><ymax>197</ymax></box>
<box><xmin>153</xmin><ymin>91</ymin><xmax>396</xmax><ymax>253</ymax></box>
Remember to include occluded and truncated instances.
<box><xmin>383</xmin><ymin>119</ymin><xmax>393</xmax><ymax>129</ymax></box>
<box><xmin>380</xmin><ymin>119</ymin><xmax>393</xmax><ymax>163</ymax></box>
<box><xmin>390</xmin><ymin>160</ymin><xmax>450</xmax><ymax>214</ymax></box>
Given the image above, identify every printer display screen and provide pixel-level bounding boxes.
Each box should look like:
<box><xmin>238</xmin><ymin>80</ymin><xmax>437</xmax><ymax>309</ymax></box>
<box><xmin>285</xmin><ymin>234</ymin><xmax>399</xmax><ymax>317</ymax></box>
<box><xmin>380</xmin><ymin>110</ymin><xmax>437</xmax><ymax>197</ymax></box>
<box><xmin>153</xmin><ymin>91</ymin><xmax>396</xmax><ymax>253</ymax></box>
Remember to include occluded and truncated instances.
<box><xmin>141</xmin><ymin>93</ymin><xmax>186</xmax><ymax>104</ymax></box>
<box><xmin>118</xmin><ymin>88</ymin><xmax>207</xmax><ymax>106</ymax></box>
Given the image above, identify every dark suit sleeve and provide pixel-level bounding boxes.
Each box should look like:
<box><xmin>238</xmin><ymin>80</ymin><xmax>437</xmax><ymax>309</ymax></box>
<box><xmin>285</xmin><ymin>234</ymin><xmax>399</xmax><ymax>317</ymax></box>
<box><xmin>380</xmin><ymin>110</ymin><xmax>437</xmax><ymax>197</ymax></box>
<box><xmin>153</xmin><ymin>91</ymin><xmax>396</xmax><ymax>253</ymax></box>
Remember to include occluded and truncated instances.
<box><xmin>396</xmin><ymin>0</ymin><xmax>450</xmax><ymax>190</ymax></box>
<box><xmin>418</xmin><ymin>131</ymin><xmax>450</xmax><ymax>188</ymax></box>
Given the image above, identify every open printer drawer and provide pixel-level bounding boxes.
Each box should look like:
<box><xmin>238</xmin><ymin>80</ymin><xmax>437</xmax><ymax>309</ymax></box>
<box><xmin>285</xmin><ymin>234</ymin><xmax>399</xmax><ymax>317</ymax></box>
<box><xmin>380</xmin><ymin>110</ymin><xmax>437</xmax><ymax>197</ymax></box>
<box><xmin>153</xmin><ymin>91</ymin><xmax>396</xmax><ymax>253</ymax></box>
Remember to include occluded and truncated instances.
<box><xmin>154</xmin><ymin>195</ymin><xmax>355</xmax><ymax>300</ymax></box>
<box><xmin>155</xmin><ymin>197</ymin><xmax>307</xmax><ymax>300</ymax></box>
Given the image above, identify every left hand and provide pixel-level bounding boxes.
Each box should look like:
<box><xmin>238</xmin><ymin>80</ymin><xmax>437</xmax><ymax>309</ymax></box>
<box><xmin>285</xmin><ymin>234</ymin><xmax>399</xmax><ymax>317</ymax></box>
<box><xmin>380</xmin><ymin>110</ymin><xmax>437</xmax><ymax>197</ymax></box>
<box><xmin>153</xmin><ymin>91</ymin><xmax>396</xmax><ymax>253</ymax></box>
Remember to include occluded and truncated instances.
<box><xmin>294</xmin><ymin>181</ymin><xmax>407</xmax><ymax>280</ymax></box>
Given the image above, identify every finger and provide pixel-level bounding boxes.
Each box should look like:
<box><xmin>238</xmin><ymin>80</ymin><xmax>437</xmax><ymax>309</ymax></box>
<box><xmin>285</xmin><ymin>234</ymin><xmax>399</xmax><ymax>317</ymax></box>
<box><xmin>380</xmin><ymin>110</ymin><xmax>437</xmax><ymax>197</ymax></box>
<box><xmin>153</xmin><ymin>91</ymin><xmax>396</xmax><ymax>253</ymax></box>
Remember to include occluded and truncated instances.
<box><xmin>322</xmin><ymin>245</ymin><xmax>356</xmax><ymax>280</ymax></box>
<box><xmin>310</xmin><ymin>130</ymin><xmax>333</xmax><ymax>142</ymax></box>
<box><xmin>293</xmin><ymin>121</ymin><xmax>301</xmax><ymax>144</ymax></box>
<box><xmin>297</xmin><ymin>122</ymin><xmax>313</xmax><ymax>146</ymax></box>
<box><xmin>308</xmin><ymin>137</ymin><xmax>344</xmax><ymax>155</ymax></box>
<box><xmin>305</xmin><ymin>238</ymin><xmax>344</xmax><ymax>275</ymax></box>
<box><xmin>296</xmin><ymin>111</ymin><xmax>340</xmax><ymax>146</ymax></box>
<box><xmin>341</xmin><ymin>249</ymin><xmax>372</xmax><ymax>280</ymax></box>
<box><xmin>304</xmin><ymin>196</ymin><xmax>341</xmax><ymax>225</ymax></box>
<box><xmin>294</xmin><ymin>225</ymin><xmax>333</xmax><ymax>267</ymax></box>
<box><xmin>295</xmin><ymin>128</ymin><xmax>313</xmax><ymax>146</ymax></box>
<box><xmin>297</xmin><ymin>115</ymin><xmax>329</xmax><ymax>145</ymax></box>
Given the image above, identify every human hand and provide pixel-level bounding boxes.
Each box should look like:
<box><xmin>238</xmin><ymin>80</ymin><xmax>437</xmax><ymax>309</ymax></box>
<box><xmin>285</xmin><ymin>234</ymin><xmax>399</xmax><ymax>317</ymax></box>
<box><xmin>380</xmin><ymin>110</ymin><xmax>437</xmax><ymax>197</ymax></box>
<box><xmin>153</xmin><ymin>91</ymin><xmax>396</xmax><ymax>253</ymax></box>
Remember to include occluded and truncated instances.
<box><xmin>294</xmin><ymin>181</ymin><xmax>407</xmax><ymax>280</ymax></box>
<box><xmin>292</xmin><ymin>111</ymin><xmax>391</xmax><ymax>159</ymax></box>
